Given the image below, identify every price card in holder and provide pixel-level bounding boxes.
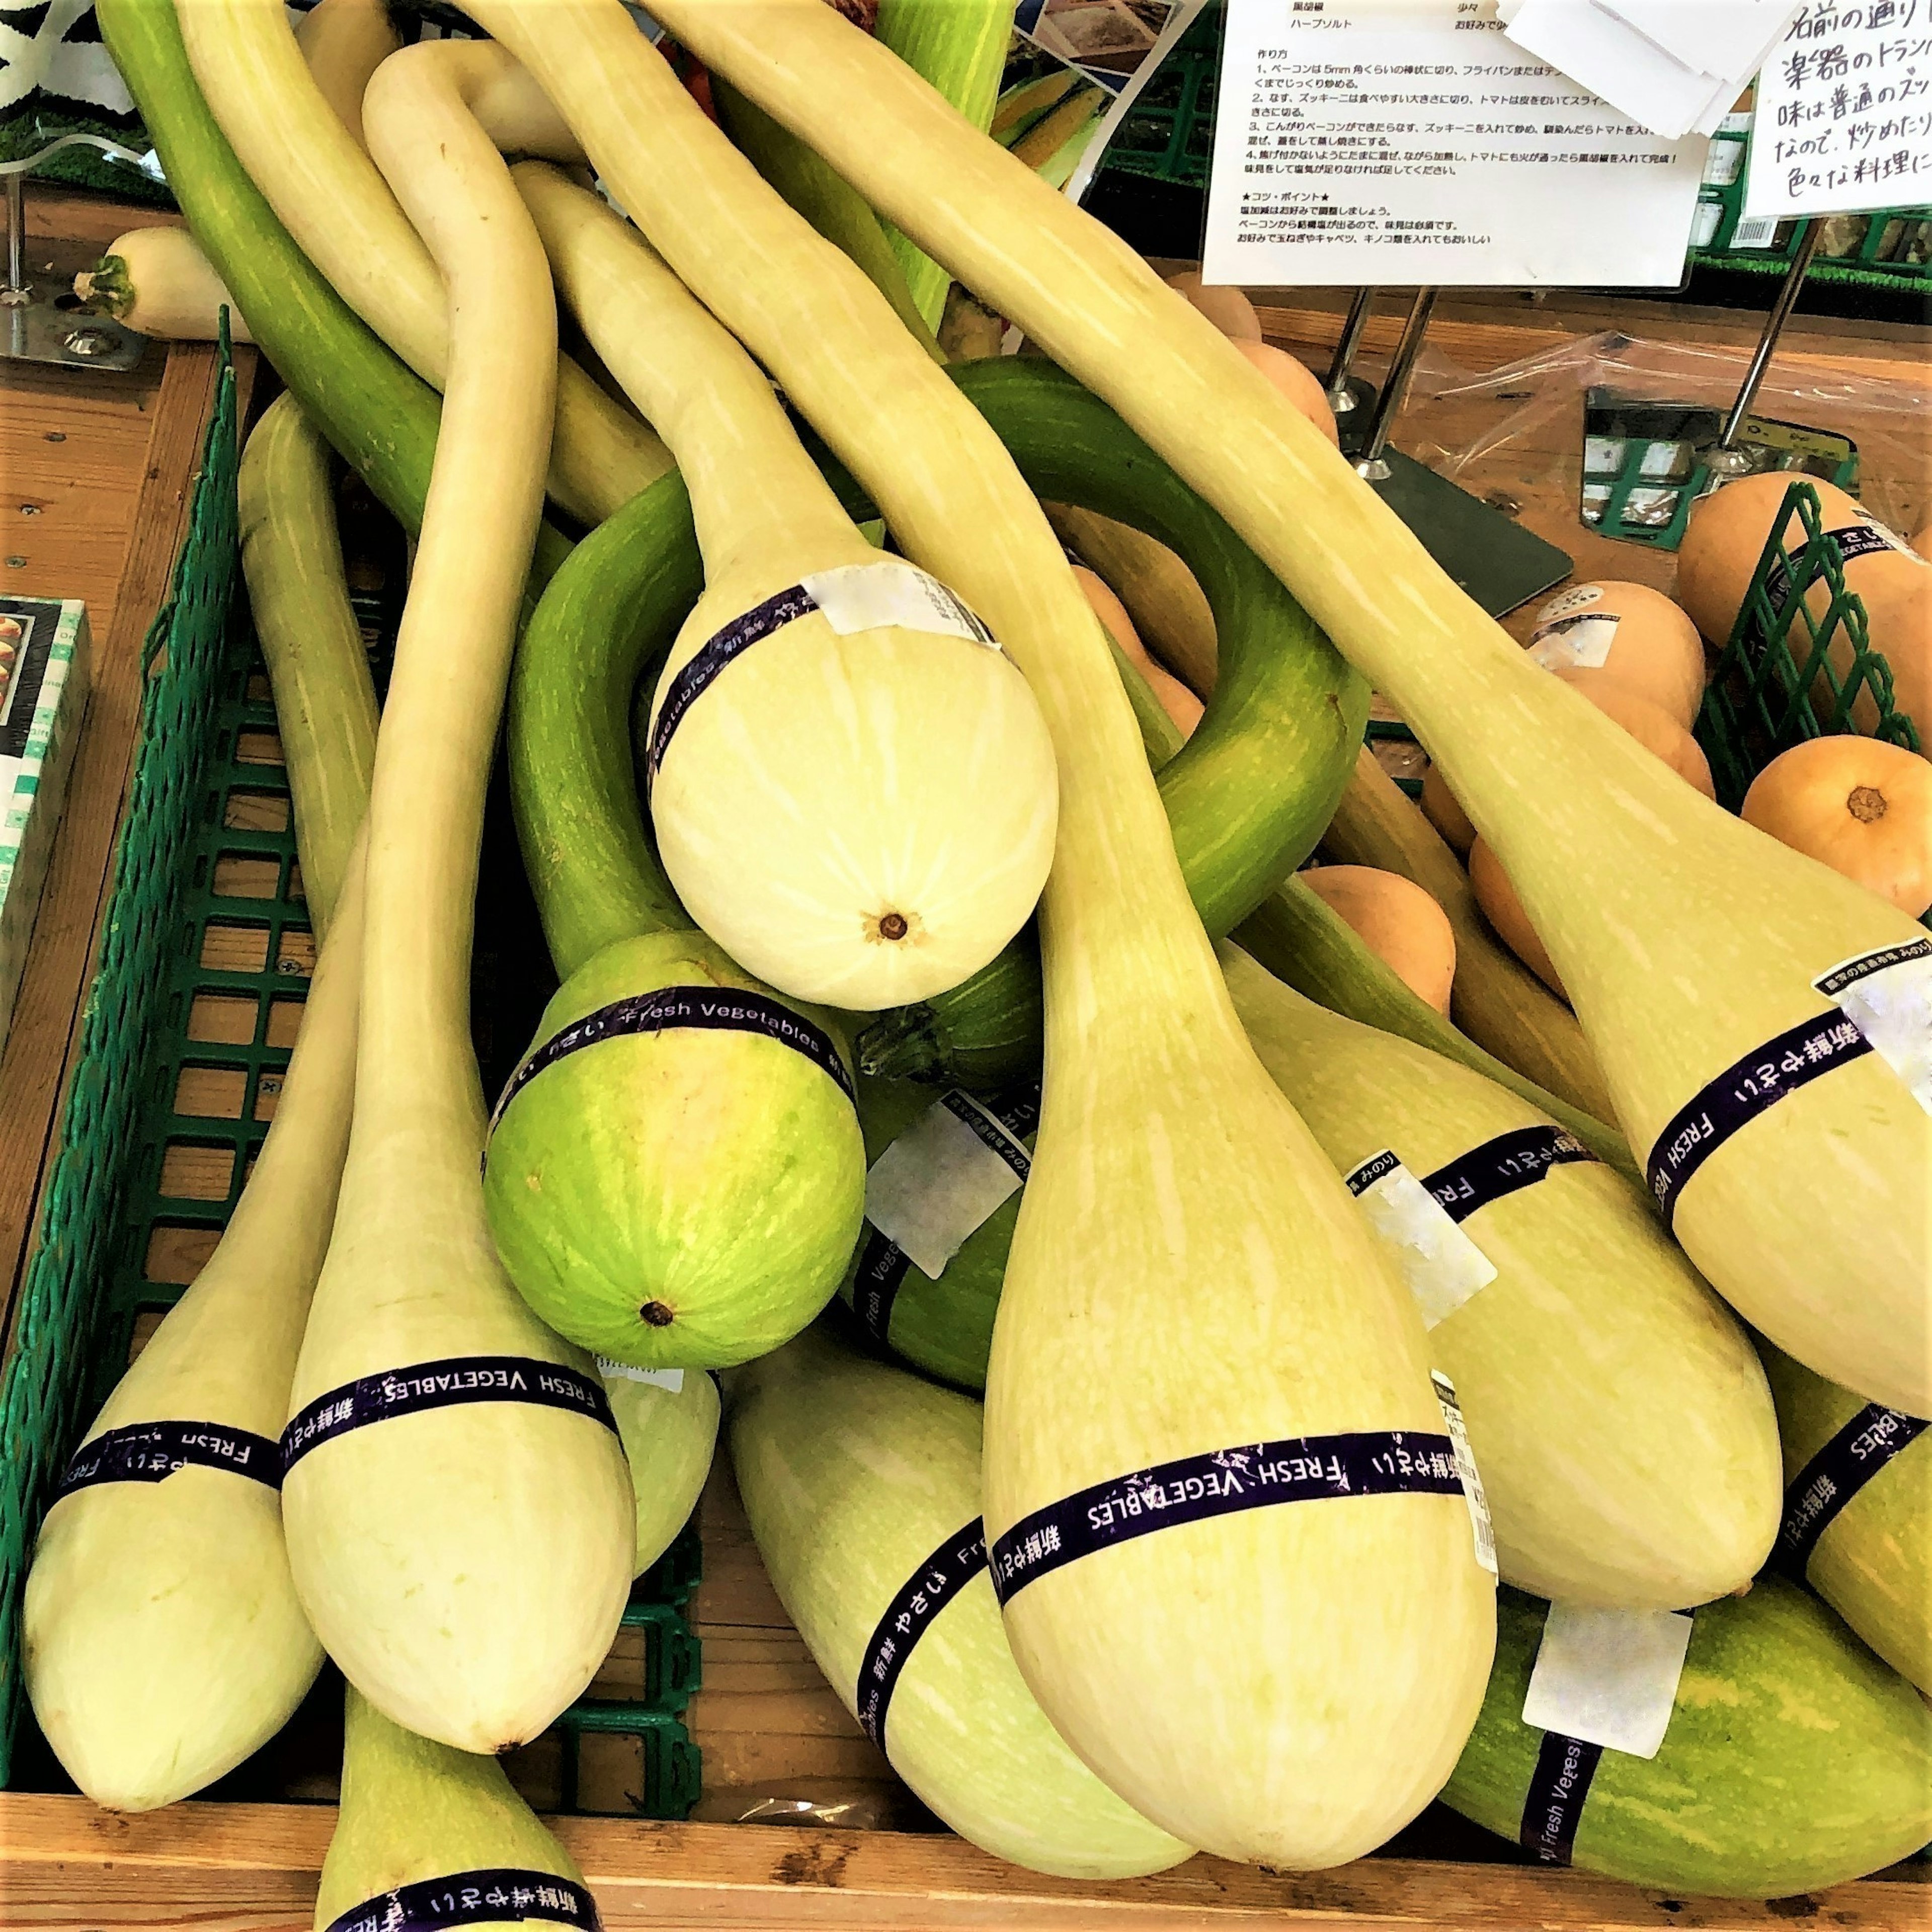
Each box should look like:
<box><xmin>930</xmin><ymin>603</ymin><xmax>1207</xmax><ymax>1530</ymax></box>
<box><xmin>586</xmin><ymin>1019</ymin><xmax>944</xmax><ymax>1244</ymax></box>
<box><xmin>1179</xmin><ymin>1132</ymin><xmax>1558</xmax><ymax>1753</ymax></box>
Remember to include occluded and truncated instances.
<box><xmin>1203</xmin><ymin>0</ymin><xmax>1708</xmax><ymax>286</ymax></box>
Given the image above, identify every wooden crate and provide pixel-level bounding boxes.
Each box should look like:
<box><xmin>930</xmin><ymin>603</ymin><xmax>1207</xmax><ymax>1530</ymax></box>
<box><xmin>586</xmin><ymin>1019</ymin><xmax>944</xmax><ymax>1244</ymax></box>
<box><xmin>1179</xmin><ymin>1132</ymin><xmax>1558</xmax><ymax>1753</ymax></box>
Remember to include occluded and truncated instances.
<box><xmin>1</xmin><ymin>207</ymin><xmax>1927</xmax><ymax>1927</ymax></box>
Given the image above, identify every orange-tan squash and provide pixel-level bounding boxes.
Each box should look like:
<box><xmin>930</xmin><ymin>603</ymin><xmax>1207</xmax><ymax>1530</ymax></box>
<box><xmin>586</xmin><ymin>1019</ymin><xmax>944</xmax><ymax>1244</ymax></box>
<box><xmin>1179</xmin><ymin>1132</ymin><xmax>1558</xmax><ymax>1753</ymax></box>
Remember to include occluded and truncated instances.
<box><xmin>1073</xmin><ymin>564</ymin><xmax>1203</xmax><ymax>738</ymax></box>
<box><xmin>1742</xmin><ymin>736</ymin><xmax>1932</xmax><ymax>918</ymax></box>
<box><xmin>1468</xmin><ymin>839</ymin><xmax>1566</xmax><ymax>1000</ymax></box>
<box><xmin>1550</xmin><ymin>669</ymin><xmax>1716</xmax><ymax>798</ymax></box>
<box><xmin>1233</xmin><ymin>342</ymin><xmax>1339</xmax><ymax>447</ymax></box>
<box><xmin>1299</xmin><ymin>864</ymin><xmax>1456</xmax><ymax>1015</ymax></box>
<box><xmin>1164</xmin><ymin>269</ymin><xmax>1261</xmax><ymax>342</ymax></box>
<box><xmin>1525</xmin><ymin>581</ymin><xmax>1706</xmax><ymax>727</ymax></box>
<box><xmin>1420</xmin><ymin>762</ymin><xmax>1476</xmax><ymax>856</ymax></box>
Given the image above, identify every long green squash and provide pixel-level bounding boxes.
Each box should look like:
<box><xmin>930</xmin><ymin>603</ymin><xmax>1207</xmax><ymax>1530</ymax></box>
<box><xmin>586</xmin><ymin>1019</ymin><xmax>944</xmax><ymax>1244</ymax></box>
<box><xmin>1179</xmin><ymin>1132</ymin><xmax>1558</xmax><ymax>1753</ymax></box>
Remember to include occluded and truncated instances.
<box><xmin>1224</xmin><ymin>944</ymin><xmax>1779</xmax><ymax>1607</ymax></box>
<box><xmin>1442</xmin><ymin>1580</ymin><xmax>1932</xmax><ymax>1896</ymax></box>
<box><xmin>178</xmin><ymin>0</ymin><xmax>673</xmax><ymax>529</ymax></box>
<box><xmin>1759</xmin><ymin>1341</ymin><xmax>1929</xmax><ymax>1694</ymax></box>
<box><xmin>653</xmin><ymin>0</ymin><xmax>1932</xmax><ymax>1421</ymax></box>
<box><xmin>22</xmin><ymin>399</ymin><xmax>374</xmax><ymax>1812</ymax></box>
<box><xmin>518</xmin><ymin>165</ymin><xmax>1058</xmax><ymax>1013</ymax></box>
<box><xmin>238</xmin><ymin>394</ymin><xmax>376</xmax><ymax>934</ymax></box>
<box><xmin>313</xmin><ymin>1687</ymin><xmax>590</xmax><ymax>1932</ymax></box>
<box><xmin>281</xmin><ymin>42</ymin><xmax>632</xmax><ymax>1757</ymax></box>
<box><xmin>726</xmin><ymin>1326</ymin><xmax>1190</xmax><ymax>1877</ymax></box>
<box><xmin>473</xmin><ymin>0</ymin><xmax>1493</xmax><ymax>1866</ymax></box>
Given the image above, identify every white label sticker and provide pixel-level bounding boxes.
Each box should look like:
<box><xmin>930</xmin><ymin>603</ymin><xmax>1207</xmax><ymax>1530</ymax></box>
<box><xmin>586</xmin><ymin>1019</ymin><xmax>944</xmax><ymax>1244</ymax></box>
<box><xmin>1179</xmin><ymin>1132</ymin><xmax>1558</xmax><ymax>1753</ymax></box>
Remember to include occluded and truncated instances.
<box><xmin>1344</xmin><ymin>1150</ymin><xmax>1499</xmax><ymax>1331</ymax></box>
<box><xmin>1813</xmin><ymin>941</ymin><xmax>1932</xmax><ymax>1116</ymax></box>
<box><xmin>800</xmin><ymin>561</ymin><xmax>997</xmax><ymax>650</ymax></box>
<box><xmin>1534</xmin><ymin>584</ymin><xmax>1605</xmax><ymax>625</ymax></box>
<box><xmin>863</xmin><ymin>1091</ymin><xmax>1028</xmax><ymax>1279</ymax></box>
<box><xmin>1530</xmin><ymin>611</ymin><xmax>1621</xmax><ymax>671</ymax></box>
<box><xmin>1521</xmin><ymin>1603</ymin><xmax>1693</xmax><ymax>1760</ymax></box>
<box><xmin>1431</xmin><ymin>1371</ymin><xmax>1498</xmax><ymax>1576</ymax></box>
<box><xmin>595</xmin><ymin>1358</ymin><xmax>685</xmax><ymax>1394</ymax></box>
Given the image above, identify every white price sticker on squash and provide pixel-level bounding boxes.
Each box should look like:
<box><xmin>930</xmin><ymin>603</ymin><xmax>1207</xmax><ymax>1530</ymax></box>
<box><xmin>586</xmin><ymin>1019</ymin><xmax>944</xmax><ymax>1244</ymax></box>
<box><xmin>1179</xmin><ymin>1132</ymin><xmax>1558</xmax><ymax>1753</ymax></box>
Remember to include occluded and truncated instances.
<box><xmin>1814</xmin><ymin>940</ymin><xmax>1932</xmax><ymax>1116</ymax></box>
<box><xmin>1522</xmin><ymin>1603</ymin><xmax>1692</xmax><ymax>1759</ymax></box>
<box><xmin>1530</xmin><ymin>588</ymin><xmax>1620</xmax><ymax>671</ymax></box>
<box><xmin>1431</xmin><ymin>1371</ymin><xmax>1498</xmax><ymax>1576</ymax></box>
<box><xmin>800</xmin><ymin>561</ymin><xmax>996</xmax><ymax>650</ymax></box>
<box><xmin>864</xmin><ymin>1091</ymin><xmax>1030</xmax><ymax>1278</ymax></box>
<box><xmin>1345</xmin><ymin>1150</ymin><xmax>1498</xmax><ymax>1330</ymax></box>
<box><xmin>596</xmin><ymin>1359</ymin><xmax>685</xmax><ymax>1395</ymax></box>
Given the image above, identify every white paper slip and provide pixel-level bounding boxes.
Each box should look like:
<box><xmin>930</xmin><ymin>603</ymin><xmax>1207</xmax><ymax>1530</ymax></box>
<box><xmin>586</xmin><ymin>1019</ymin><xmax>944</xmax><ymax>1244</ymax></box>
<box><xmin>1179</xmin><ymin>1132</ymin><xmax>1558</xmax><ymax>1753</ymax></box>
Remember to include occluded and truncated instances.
<box><xmin>1746</xmin><ymin>6</ymin><xmax>1932</xmax><ymax>219</ymax></box>
<box><xmin>1505</xmin><ymin>0</ymin><xmax>1725</xmax><ymax>140</ymax></box>
<box><xmin>1814</xmin><ymin>940</ymin><xmax>1932</xmax><ymax>1116</ymax></box>
<box><xmin>864</xmin><ymin>1091</ymin><xmax>1030</xmax><ymax>1279</ymax></box>
<box><xmin>800</xmin><ymin>561</ymin><xmax>996</xmax><ymax>649</ymax></box>
<box><xmin>1344</xmin><ymin>1150</ymin><xmax>1499</xmax><ymax>1331</ymax></box>
<box><xmin>1431</xmin><ymin>1371</ymin><xmax>1499</xmax><ymax>1575</ymax></box>
<box><xmin>595</xmin><ymin>1359</ymin><xmax>686</xmax><ymax>1394</ymax></box>
<box><xmin>1203</xmin><ymin>0</ymin><xmax>1708</xmax><ymax>286</ymax></box>
<box><xmin>1597</xmin><ymin>0</ymin><xmax>1800</xmax><ymax>92</ymax></box>
<box><xmin>1522</xmin><ymin>1603</ymin><xmax>1694</xmax><ymax>1759</ymax></box>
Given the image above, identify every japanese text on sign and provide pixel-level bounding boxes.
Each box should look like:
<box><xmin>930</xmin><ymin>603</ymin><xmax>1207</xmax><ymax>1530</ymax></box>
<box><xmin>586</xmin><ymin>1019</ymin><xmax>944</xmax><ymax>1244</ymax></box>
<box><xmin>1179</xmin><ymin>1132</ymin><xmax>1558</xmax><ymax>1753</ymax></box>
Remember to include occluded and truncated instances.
<box><xmin>1203</xmin><ymin>0</ymin><xmax>1708</xmax><ymax>285</ymax></box>
<box><xmin>1745</xmin><ymin>1</ymin><xmax>1931</xmax><ymax>217</ymax></box>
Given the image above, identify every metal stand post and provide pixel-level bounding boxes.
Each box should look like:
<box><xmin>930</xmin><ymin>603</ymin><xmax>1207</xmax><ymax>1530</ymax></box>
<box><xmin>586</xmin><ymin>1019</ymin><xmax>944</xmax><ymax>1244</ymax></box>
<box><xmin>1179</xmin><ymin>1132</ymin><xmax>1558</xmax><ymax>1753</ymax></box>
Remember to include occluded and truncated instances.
<box><xmin>3</xmin><ymin>171</ymin><xmax>29</xmax><ymax>307</ymax></box>
<box><xmin>1707</xmin><ymin>220</ymin><xmax>1823</xmax><ymax>476</ymax></box>
<box><xmin>1354</xmin><ymin>288</ymin><xmax>1437</xmax><ymax>483</ymax></box>
<box><xmin>1324</xmin><ymin>286</ymin><xmax>1377</xmax><ymax>416</ymax></box>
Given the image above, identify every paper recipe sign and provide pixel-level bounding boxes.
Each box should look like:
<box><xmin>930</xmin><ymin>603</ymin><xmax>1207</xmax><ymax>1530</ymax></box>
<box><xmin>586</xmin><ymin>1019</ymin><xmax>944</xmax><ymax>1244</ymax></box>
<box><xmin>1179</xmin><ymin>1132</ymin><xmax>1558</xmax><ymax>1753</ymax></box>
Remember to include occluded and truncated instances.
<box><xmin>1745</xmin><ymin>1</ymin><xmax>1932</xmax><ymax>219</ymax></box>
<box><xmin>1203</xmin><ymin>0</ymin><xmax>1708</xmax><ymax>285</ymax></box>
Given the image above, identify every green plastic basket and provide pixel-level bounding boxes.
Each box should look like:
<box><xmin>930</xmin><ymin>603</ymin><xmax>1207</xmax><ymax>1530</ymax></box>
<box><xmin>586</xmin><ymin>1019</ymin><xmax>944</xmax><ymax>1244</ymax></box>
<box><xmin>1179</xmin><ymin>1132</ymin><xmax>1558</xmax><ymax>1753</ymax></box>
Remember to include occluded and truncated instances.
<box><xmin>1697</xmin><ymin>478</ymin><xmax>1922</xmax><ymax>809</ymax></box>
<box><xmin>1094</xmin><ymin>4</ymin><xmax>1222</xmax><ymax>193</ymax></box>
<box><xmin>0</xmin><ymin>339</ymin><xmax>700</xmax><ymax>1817</ymax></box>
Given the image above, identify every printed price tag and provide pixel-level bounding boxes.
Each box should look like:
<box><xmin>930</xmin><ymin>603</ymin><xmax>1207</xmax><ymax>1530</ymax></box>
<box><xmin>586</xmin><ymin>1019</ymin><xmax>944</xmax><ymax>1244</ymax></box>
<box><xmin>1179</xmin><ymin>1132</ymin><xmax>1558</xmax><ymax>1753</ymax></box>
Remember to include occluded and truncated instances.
<box><xmin>1529</xmin><ymin>587</ymin><xmax>1620</xmax><ymax>669</ymax></box>
<box><xmin>1431</xmin><ymin>1371</ymin><xmax>1499</xmax><ymax>1573</ymax></box>
<box><xmin>799</xmin><ymin>561</ymin><xmax>996</xmax><ymax>648</ymax></box>
<box><xmin>1203</xmin><ymin>0</ymin><xmax>1706</xmax><ymax>287</ymax></box>
<box><xmin>1521</xmin><ymin>1602</ymin><xmax>1693</xmax><ymax>1759</ymax></box>
<box><xmin>1345</xmin><ymin>1150</ymin><xmax>1499</xmax><ymax>1330</ymax></box>
<box><xmin>1814</xmin><ymin>940</ymin><xmax>1932</xmax><ymax>1115</ymax></box>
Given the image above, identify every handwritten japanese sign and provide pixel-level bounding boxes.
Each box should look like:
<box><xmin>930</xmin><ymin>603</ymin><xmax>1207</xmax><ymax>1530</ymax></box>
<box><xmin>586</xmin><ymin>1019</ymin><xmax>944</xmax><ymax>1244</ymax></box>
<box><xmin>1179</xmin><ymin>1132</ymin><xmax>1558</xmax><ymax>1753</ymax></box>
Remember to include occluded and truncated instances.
<box><xmin>1745</xmin><ymin>0</ymin><xmax>1932</xmax><ymax>216</ymax></box>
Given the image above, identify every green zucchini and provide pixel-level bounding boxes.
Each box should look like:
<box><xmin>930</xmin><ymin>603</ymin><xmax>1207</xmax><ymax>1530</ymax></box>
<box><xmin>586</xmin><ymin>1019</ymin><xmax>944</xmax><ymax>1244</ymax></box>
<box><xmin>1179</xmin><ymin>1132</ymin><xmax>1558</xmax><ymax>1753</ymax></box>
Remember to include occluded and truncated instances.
<box><xmin>1443</xmin><ymin>1579</ymin><xmax>1932</xmax><ymax>1896</ymax></box>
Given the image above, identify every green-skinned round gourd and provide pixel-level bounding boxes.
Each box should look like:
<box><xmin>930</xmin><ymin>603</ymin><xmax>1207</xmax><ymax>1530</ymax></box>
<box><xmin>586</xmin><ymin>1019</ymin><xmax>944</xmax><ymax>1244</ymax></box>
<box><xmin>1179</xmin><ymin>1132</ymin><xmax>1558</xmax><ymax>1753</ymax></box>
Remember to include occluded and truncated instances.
<box><xmin>1759</xmin><ymin>1339</ymin><xmax>1930</xmax><ymax>1694</ymax></box>
<box><xmin>838</xmin><ymin>1073</ymin><xmax>1033</xmax><ymax>1391</ymax></box>
<box><xmin>487</xmin><ymin>929</ymin><xmax>863</xmax><ymax>1371</ymax></box>
<box><xmin>313</xmin><ymin>1686</ymin><xmax>593</xmax><ymax>1932</ymax></box>
<box><xmin>725</xmin><ymin>1326</ymin><xmax>1190</xmax><ymax>1879</ymax></box>
<box><xmin>1442</xmin><ymin>1580</ymin><xmax>1932</xmax><ymax>1897</ymax></box>
<box><xmin>1224</xmin><ymin>945</ymin><xmax>1780</xmax><ymax>1609</ymax></box>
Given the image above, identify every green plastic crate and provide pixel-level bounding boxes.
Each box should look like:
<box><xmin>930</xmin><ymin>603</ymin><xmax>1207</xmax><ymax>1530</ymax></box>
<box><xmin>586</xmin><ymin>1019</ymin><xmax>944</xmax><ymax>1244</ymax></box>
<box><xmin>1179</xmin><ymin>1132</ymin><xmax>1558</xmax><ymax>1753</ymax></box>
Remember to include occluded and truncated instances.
<box><xmin>1093</xmin><ymin>4</ymin><xmax>1222</xmax><ymax>193</ymax></box>
<box><xmin>1697</xmin><ymin>477</ymin><xmax>1922</xmax><ymax>809</ymax></box>
<box><xmin>0</xmin><ymin>339</ymin><xmax>699</xmax><ymax>1817</ymax></box>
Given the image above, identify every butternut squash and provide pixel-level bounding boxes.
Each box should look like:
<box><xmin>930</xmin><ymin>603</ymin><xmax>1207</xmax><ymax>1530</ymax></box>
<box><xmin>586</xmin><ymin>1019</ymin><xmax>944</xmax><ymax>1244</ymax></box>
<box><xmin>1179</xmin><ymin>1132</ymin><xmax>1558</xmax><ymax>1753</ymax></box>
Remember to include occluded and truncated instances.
<box><xmin>1235</xmin><ymin>341</ymin><xmax>1340</xmax><ymax>446</ymax></box>
<box><xmin>1469</xmin><ymin>839</ymin><xmax>1567</xmax><ymax>1000</ymax></box>
<box><xmin>1073</xmin><ymin>564</ymin><xmax>1202</xmax><ymax>737</ymax></box>
<box><xmin>1166</xmin><ymin>269</ymin><xmax>1262</xmax><ymax>341</ymax></box>
<box><xmin>1549</xmin><ymin>669</ymin><xmax>1716</xmax><ymax>798</ymax></box>
<box><xmin>1526</xmin><ymin>582</ymin><xmax>1706</xmax><ymax>727</ymax></box>
<box><xmin>1742</xmin><ymin>736</ymin><xmax>1932</xmax><ymax>918</ymax></box>
<box><xmin>1421</xmin><ymin>761</ymin><xmax>1477</xmax><ymax>856</ymax></box>
<box><xmin>1300</xmin><ymin>864</ymin><xmax>1456</xmax><ymax>1015</ymax></box>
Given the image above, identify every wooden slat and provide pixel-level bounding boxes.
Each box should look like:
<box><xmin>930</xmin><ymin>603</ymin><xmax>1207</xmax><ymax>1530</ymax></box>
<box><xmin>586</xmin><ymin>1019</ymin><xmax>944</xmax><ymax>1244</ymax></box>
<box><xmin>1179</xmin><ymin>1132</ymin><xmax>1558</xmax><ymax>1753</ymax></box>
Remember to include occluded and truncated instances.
<box><xmin>2</xmin><ymin>1794</ymin><xmax>1924</xmax><ymax>1931</ymax></box>
<box><xmin>0</xmin><ymin>339</ymin><xmax>254</xmax><ymax>1359</ymax></box>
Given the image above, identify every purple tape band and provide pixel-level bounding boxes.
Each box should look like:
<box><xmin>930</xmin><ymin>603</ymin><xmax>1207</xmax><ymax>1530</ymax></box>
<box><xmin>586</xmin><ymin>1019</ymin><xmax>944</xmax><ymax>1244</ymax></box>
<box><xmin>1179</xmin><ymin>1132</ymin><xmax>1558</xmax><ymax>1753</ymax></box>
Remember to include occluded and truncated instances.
<box><xmin>1775</xmin><ymin>1403</ymin><xmax>1926</xmax><ymax>1579</ymax></box>
<box><xmin>988</xmin><ymin>1429</ymin><xmax>1464</xmax><ymax>1604</ymax></box>
<box><xmin>53</xmin><ymin>1420</ymin><xmax>283</xmax><ymax>1501</ymax></box>
<box><xmin>1422</xmin><ymin>1125</ymin><xmax>1595</xmax><ymax>1223</ymax></box>
<box><xmin>647</xmin><ymin>583</ymin><xmax>819</xmax><ymax>783</ymax></box>
<box><xmin>854</xmin><ymin>1518</ymin><xmax>988</xmax><ymax>1748</ymax></box>
<box><xmin>321</xmin><ymin>1868</ymin><xmax>600</xmax><ymax>1932</ymax></box>
<box><xmin>1519</xmin><ymin>1731</ymin><xmax>1602</xmax><ymax>1866</ymax></box>
<box><xmin>1645</xmin><ymin>1009</ymin><xmax>1870</xmax><ymax>1226</ymax></box>
<box><xmin>491</xmin><ymin>985</ymin><xmax>854</xmax><ymax>1132</ymax></box>
<box><xmin>283</xmin><ymin>1356</ymin><xmax>617</xmax><ymax>1474</ymax></box>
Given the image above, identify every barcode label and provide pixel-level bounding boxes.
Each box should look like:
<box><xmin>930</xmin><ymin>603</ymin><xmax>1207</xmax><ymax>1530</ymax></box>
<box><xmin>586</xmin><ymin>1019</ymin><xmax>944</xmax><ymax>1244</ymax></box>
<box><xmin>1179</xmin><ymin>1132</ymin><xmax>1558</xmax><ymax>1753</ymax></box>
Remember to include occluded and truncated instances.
<box><xmin>1730</xmin><ymin>216</ymin><xmax>1779</xmax><ymax>249</ymax></box>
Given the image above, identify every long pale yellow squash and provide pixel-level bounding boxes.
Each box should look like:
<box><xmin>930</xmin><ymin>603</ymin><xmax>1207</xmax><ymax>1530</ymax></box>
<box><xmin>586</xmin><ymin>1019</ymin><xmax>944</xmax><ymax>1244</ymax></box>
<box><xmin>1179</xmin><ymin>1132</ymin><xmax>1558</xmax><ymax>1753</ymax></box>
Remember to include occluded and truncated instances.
<box><xmin>177</xmin><ymin>0</ymin><xmax>670</xmax><ymax>528</ymax></box>
<box><xmin>313</xmin><ymin>1687</ymin><xmax>591</xmax><ymax>1932</ymax></box>
<box><xmin>516</xmin><ymin>163</ymin><xmax>1056</xmax><ymax>1010</ymax></box>
<box><xmin>73</xmin><ymin>225</ymin><xmax>255</xmax><ymax>343</ymax></box>
<box><xmin>475</xmin><ymin>0</ymin><xmax>1492</xmax><ymax>1868</ymax></box>
<box><xmin>281</xmin><ymin>39</ymin><xmax>633</xmax><ymax>1756</ymax></box>
<box><xmin>1325</xmin><ymin>748</ymin><xmax>1616</xmax><ymax>1123</ymax></box>
<box><xmin>22</xmin><ymin>397</ymin><xmax>375</xmax><ymax>1810</ymax></box>
<box><xmin>1224</xmin><ymin>944</ymin><xmax>1779</xmax><ymax>1608</ymax></box>
<box><xmin>292</xmin><ymin>0</ymin><xmax>398</xmax><ymax>151</ymax></box>
<box><xmin>238</xmin><ymin>394</ymin><xmax>376</xmax><ymax>934</ymax></box>
<box><xmin>658</xmin><ymin>0</ymin><xmax>1931</xmax><ymax>1419</ymax></box>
